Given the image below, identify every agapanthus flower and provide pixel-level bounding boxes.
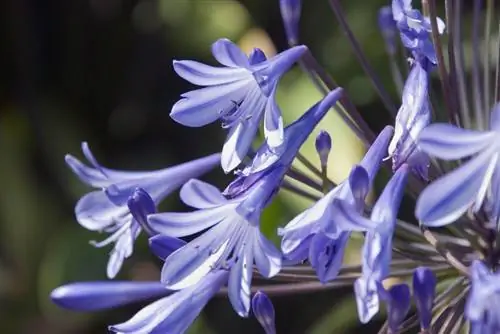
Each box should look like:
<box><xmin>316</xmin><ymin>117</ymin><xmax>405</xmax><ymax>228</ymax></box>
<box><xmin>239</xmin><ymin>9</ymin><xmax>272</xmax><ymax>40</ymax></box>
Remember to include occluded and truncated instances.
<box><xmin>387</xmin><ymin>58</ymin><xmax>431</xmax><ymax>179</ymax></box>
<box><xmin>330</xmin><ymin>165</ymin><xmax>409</xmax><ymax>323</ymax></box>
<box><xmin>252</xmin><ymin>291</ymin><xmax>277</xmax><ymax>334</ymax></box>
<box><xmin>148</xmin><ymin>88</ymin><xmax>343</xmax><ymax>317</ymax></box>
<box><xmin>171</xmin><ymin>38</ymin><xmax>306</xmax><ymax>172</ymax></box>
<box><xmin>66</xmin><ymin>143</ymin><xmax>220</xmax><ymax>277</ymax></box>
<box><xmin>391</xmin><ymin>0</ymin><xmax>445</xmax><ymax>63</ymax></box>
<box><xmin>279</xmin><ymin>126</ymin><xmax>393</xmax><ymax>282</ymax></box>
<box><xmin>416</xmin><ymin>104</ymin><xmax>500</xmax><ymax>227</ymax></box>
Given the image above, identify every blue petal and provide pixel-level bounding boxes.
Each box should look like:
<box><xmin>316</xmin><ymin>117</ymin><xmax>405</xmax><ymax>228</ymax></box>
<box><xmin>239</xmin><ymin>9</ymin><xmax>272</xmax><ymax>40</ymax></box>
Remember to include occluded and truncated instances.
<box><xmin>419</xmin><ymin>124</ymin><xmax>496</xmax><ymax>160</ymax></box>
<box><xmin>279</xmin><ymin>0</ymin><xmax>302</xmax><ymax>45</ymax></box>
<box><xmin>228</xmin><ymin>241</ymin><xmax>254</xmax><ymax>317</ymax></box>
<box><xmin>354</xmin><ymin>276</ymin><xmax>380</xmax><ymax>323</ymax></box>
<box><xmin>161</xmin><ymin>220</ymin><xmax>236</xmax><ymax>290</ymax></box>
<box><xmin>252</xmin><ymin>228</ymin><xmax>282</xmax><ymax>278</ymax></box>
<box><xmin>280</xmin><ymin>231</ymin><xmax>312</xmax><ymax>263</ymax></box>
<box><xmin>110</xmin><ymin>270</ymin><xmax>228</xmax><ymax>334</ymax></box>
<box><xmin>348</xmin><ymin>165</ymin><xmax>370</xmax><ymax>207</ymax></box>
<box><xmin>65</xmin><ymin>154</ymin><xmax>109</xmax><ymax>188</ymax></box>
<box><xmin>309</xmin><ymin>232</ymin><xmax>349</xmax><ymax>283</ymax></box>
<box><xmin>416</xmin><ymin>147</ymin><xmax>498</xmax><ymax>226</ymax></box>
<box><xmin>324</xmin><ymin>199</ymin><xmax>374</xmax><ymax>239</ymax></box>
<box><xmin>127</xmin><ymin>187</ymin><xmax>156</xmax><ymax>230</ymax></box>
<box><xmin>170</xmin><ymin>79</ymin><xmax>250</xmax><ymax>127</ymax></box>
<box><xmin>179</xmin><ymin>179</ymin><xmax>227</xmax><ymax>209</ymax></box>
<box><xmin>51</xmin><ymin>281</ymin><xmax>170</xmax><ymax>311</ymax></box>
<box><xmin>384</xmin><ymin>283</ymin><xmax>411</xmax><ymax>332</ymax></box>
<box><xmin>413</xmin><ymin>267</ymin><xmax>436</xmax><ymax>329</ymax></box>
<box><xmin>75</xmin><ymin>191</ymin><xmax>129</xmax><ymax>230</ymax></box>
<box><xmin>148</xmin><ymin>204</ymin><xmax>231</xmax><ymax>237</ymax></box>
<box><xmin>252</xmin><ymin>291</ymin><xmax>276</xmax><ymax>334</ymax></box>
<box><xmin>490</xmin><ymin>103</ymin><xmax>500</xmax><ymax>131</ymax></box>
<box><xmin>211</xmin><ymin>38</ymin><xmax>250</xmax><ymax>68</ymax></box>
<box><xmin>361</xmin><ymin>126</ymin><xmax>394</xmax><ymax>181</ymax></box>
<box><xmin>263</xmin><ymin>88</ymin><xmax>284</xmax><ymax>149</ymax></box>
<box><xmin>149</xmin><ymin>235</ymin><xmax>187</xmax><ymax>260</ymax></box>
<box><xmin>173</xmin><ymin>60</ymin><xmax>248</xmax><ymax>86</ymax></box>
<box><xmin>249</xmin><ymin>48</ymin><xmax>267</xmax><ymax>65</ymax></box>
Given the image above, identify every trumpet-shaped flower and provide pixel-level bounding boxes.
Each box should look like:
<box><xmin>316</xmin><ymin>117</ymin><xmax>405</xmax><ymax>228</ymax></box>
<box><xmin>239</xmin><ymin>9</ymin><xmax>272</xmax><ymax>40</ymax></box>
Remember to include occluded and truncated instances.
<box><xmin>392</xmin><ymin>0</ymin><xmax>445</xmax><ymax>63</ymax></box>
<box><xmin>331</xmin><ymin>165</ymin><xmax>409</xmax><ymax>323</ymax></box>
<box><xmin>416</xmin><ymin>104</ymin><xmax>500</xmax><ymax>227</ymax></box>
<box><xmin>148</xmin><ymin>89</ymin><xmax>343</xmax><ymax>316</ymax></box>
<box><xmin>388</xmin><ymin>59</ymin><xmax>431</xmax><ymax>179</ymax></box>
<box><xmin>65</xmin><ymin>143</ymin><xmax>220</xmax><ymax>278</ymax></box>
<box><xmin>279</xmin><ymin>126</ymin><xmax>393</xmax><ymax>281</ymax></box>
<box><xmin>171</xmin><ymin>38</ymin><xmax>307</xmax><ymax>172</ymax></box>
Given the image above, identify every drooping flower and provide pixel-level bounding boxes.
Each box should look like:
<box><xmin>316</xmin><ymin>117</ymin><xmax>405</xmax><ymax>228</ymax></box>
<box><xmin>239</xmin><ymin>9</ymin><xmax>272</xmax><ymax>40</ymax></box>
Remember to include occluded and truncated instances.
<box><xmin>171</xmin><ymin>38</ymin><xmax>307</xmax><ymax>172</ymax></box>
<box><xmin>413</xmin><ymin>266</ymin><xmax>436</xmax><ymax>331</ymax></box>
<box><xmin>65</xmin><ymin>143</ymin><xmax>220</xmax><ymax>278</ymax></box>
<box><xmin>392</xmin><ymin>0</ymin><xmax>445</xmax><ymax>64</ymax></box>
<box><xmin>252</xmin><ymin>291</ymin><xmax>277</xmax><ymax>334</ymax></box>
<box><xmin>279</xmin><ymin>126</ymin><xmax>394</xmax><ymax>282</ymax></box>
<box><xmin>279</xmin><ymin>0</ymin><xmax>302</xmax><ymax>46</ymax></box>
<box><xmin>465</xmin><ymin>260</ymin><xmax>500</xmax><ymax>333</ymax></box>
<box><xmin>331</xmin><ymin>165</ymin><xmax>409</xmax><ymax>323</ymax></box>
<box><xmin>109</xmin><ymin>270</ymin><xmax>229</xmax><ymax>334</ymax></box>
<box><xmin>148</xmin><ymin>89</ymin><xmax>344</xmax><ymax>317</ymax></box>
<box><xmin>388</xmin><ymin>58</ymin><xmax>431</xmax><ymax>180</ymax></box>
<box><xmin>416</xmin><ymin>104</ymin><xmax>500</xmax><ymax>227</ymax></box>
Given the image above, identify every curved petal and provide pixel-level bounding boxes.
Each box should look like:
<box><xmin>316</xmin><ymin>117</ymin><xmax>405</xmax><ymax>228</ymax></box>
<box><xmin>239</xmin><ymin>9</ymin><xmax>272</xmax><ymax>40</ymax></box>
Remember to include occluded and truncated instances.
<box><xmin>416</xmin><ymin>147</ymin><xmax>498</xmax><ymax>227</ymax></box>
<box><xmin>263</xmin><ymin>92</ymin><xmax>284</xmax><ymax>149</ymax></box>
<box><xmin>180</xmin><ymin>179</ymin><xmax>227</xmax><ymax>209</ymax></box>
<box><xmin>354</xmin><ymin>276</ymin><xmax>380</xmax><ymax>324</ymax></box>
<box><xmin>309</xmin><ymin>232</ymin><xmax>349</xmax><ymax>283</ymax></box>
<box><xmin>251</xmin><ymin>291</ymin><xmax>276</xmax><ymax>334</ymax></box>
<box><xmin>65</xmin><ymin>154</ymin><xmax>109</xmax><ymax>187</ymax></box>
<box><xmin>253</xmin><ymin>229</ymin><xmax>282</xmax><ymax>278</ymax></box>
<box><xmin>228</xmin><ymin>242</ymin><xmax>254</xmax><ymax>317</ymax></box>
<box><xmin>361</xmin><ymin>126</ymin><xmax>394</xmax><ymax>181</ymax></box>
<box><xmin>173</xmin><ymin>60</ymin><xmax>249</xmax><ymax>86</ymax></box>
<box><xmin>161</xmin><ymin>221</ymin><xmax>235</xmax><ymax>289</ymax></box>
<box><xmin>385</xmin><ymin>284</ymin><xmax>411</xmax><ymax>332</ymax></box>
<box><xmin>211</xmin><ymin>38</ymin><xmax>250</xmax><ymax>68</ymax></box>
<box><xmin>75</xmin><ymin>191</ymin><xmax>128</xmax><ymax>230</ymax></box>
<box><xmin>51</xmin><ymin>281</ymin><xmax>170</xmax><ymax>311</ymax></box>
<box><xmin>149</xmin><ymin>235</ymin><xmax>187</xmax><ymax>260</ymax></box>
<box><xmin>323</xmin><ymin>199</ymin><xmax>374</xmax><ymax>239</ymax></box>
<box><xmin>280</xmin><ymin>232</ymin><xmax>312</xmax><ymax>263</ymax></box>
<box><xmin>148</xmin><ymin>204</ymin><xmax>232</xmax><ymax>237</ymax></box>
<box><xmin>170</xmin><ymin>79</ymin><xmax>250</xmax><ymax>127</ymax></box>
<box><xmin>419</xmin><ymin>124</ymin><xmax>496</xmax><ymax>160</ymax></box>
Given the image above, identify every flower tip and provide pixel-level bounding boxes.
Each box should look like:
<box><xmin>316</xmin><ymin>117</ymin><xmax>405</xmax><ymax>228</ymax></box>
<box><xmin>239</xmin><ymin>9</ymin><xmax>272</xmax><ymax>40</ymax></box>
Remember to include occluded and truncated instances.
<box><xmin>252</xmin><ymin>291</ymin><xmax>276</xmax><ymax>334</ymax></box>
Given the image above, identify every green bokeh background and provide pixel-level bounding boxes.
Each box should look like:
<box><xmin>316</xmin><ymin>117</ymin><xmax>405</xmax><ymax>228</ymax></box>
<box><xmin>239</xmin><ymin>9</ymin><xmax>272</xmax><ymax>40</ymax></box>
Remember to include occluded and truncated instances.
<box><xmin>0</xmin><ymin>0</ymin><xmax>464</xmax><ymax>333</ymax></box>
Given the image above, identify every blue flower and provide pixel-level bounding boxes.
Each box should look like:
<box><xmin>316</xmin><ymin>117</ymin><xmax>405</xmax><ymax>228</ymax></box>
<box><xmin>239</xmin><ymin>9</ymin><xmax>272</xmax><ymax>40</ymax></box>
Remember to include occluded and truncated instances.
<box><xmin>380</xmin><ymin>283</ymin><xmax>411</xmax><ymax>333</ymax></box>
<box><xmin>148</xmin><ymin>90</ymin><xmax>343</xmax><ymax>316</ymax></box>
<box><xmin>252</xmin><ymin>291</ymin><xmax>276</xmax><ymax>334</ymax></box>
<box><xmin>392</xmin><ymin>0</ymin><xmax>445</xmax><ymax>63</ymax></box>
<box><xmin>412</xmin><ymin>267</ymin><xmax>436</xmax><ymax>330</ymax></box>
<box><xmin>279</xmin><ymin>126</ymin><xmax>394</xmax><ymax>282</ymax></box>
<box><xmin>388</xmin><ymin>58</ymin><xmax>431</xmax><ymax>180</ymax></box>
<box><xmin>171</xmin><ymin>38</ymin><xmax>307</xmax><ymax>172</ymax></box>
<box><xmin>332</xmin><ymin>165</ymin><xmax>409</xmax><ymax>323</ymax></box>
<box><xmin>416</xmin><ymin>104</ymin><xmax>500</xmax><ymax>227</ymax></box>
<box><xmin>51</xmin><ymin>281</ymin><xmax>170</xmax><ymax>311</ymax></box>
<box><xmin>279</xmin><ymin>0</ymin><xmax>302</xmax><ymax>45</ymax></box>
<box><xmin>65</xmin><ymin>143</ymin><xmax>220</xmax><ymax>278</ymax></box>
<box><xmin>466</xmin><ymin>260</ymin><xmax>500</xmax><ymax>333</ymax></box>
<box><xmin>315</xmin><ymin>130</ymin><xmax>332</xmax><ymax>167</ymax></box>
<box><xmin>109</xmin><ymin>270</ymin><xmax>229</xmax><ymax>334</ymax></box>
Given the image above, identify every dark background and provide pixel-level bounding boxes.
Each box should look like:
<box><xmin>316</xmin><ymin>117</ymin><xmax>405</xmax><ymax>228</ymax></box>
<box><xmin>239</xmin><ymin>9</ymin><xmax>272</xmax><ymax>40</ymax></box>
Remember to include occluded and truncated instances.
<box><xmin>0</xmin><ymin>0</ymin><xmax>461</xmax><ymax>333</ymax></box>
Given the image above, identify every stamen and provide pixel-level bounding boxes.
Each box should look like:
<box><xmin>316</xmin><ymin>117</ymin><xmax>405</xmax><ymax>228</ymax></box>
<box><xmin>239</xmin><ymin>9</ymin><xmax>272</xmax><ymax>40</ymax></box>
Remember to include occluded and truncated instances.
<box><xmin>327</xmin><ymin>0</ymin><xmax>397</xmax><ymax>117</ymax></box>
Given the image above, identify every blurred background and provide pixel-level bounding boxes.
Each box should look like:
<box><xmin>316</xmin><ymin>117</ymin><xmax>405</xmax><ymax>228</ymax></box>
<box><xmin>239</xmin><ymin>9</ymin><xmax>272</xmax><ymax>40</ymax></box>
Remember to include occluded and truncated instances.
<box><xmin>0</xmin><ymin>0</ymin><xmax>433</xmax><ymax>332</ymax></box>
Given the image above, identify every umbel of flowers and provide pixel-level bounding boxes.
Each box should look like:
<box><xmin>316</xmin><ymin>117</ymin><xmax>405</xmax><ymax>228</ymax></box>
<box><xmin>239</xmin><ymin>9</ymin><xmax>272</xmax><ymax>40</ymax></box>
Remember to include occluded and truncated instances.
<box><xmin>50</xmin><ymin>0</ymin><xmax>500</xmax><ymax>333</ymax></box>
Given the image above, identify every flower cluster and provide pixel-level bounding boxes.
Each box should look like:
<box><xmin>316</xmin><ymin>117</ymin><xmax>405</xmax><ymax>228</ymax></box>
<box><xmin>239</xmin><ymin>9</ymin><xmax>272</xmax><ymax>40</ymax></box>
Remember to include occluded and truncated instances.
<box><xmin>50</xmin><ymin>0</ymin><xmax>500</xmax><ymax>333</ymax></box>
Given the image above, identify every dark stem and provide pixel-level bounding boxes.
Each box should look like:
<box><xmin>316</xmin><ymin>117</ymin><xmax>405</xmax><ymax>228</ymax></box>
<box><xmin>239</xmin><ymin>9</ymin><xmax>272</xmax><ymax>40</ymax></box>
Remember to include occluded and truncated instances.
<box><xmin>472</xmin><ymin>0</ymin><xmax>485</xmax><ymax>129</ymax></box>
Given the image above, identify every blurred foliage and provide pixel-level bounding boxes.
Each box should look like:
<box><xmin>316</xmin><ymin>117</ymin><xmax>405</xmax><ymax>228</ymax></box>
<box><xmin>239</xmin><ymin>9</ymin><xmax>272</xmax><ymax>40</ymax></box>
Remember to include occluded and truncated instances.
<box><xmin>0</xmin><ymin>0</ymin><xmax>467</xmax><ymax>333</ymax></box>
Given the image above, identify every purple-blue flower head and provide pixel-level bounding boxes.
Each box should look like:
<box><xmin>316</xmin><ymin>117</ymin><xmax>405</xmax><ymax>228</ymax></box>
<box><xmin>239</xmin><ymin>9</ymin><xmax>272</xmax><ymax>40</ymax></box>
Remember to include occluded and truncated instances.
<box><xmin>109</xmin><ymin>270</ymin><xmax>229</xmax><ymax>334</ymax></box>
<box><xmin>465</xmin><ymin>260</ymin><xmax>500</xmax><ymax>333</ymax></box>
<box><xmin>416</xmin><ymin>104</ymin><xmax>500</xmax><ymax>227</ymax></box>
<box><xmin>279</xmin><ymin>0</ymin><xmax>302</xmax><ymax>45</ymax></box>
<box><xmin>252</xmin><ymin>291</ymin><xmax>277</xmax><ymax>334</ymax></box>
<box><xmin>388</xmin><ymin>58</ymin><xmax>431</xmax><ymax>180</ymax></box>
<box><xmin>345</xmin><ymin>165</ymin><xmax>409</xmax><ymax>323</ymax></box>
<box><xmin>412</xmin><ymin>267</ymin><xmax>436</xmax><ymax>330</ymax></box>
<box><xmin>392</xmin><ymin>0</ymin><xmax>445</xmax><ymax>64</ymax></box>
<box><xmin>279</xmin><ymin>126</ymin><xmax>394</xmax><ymax>275</ymax></box>
<box><xmin>51</xmin><ymin>281</ymin><xmax>170</xmax><ymax>311</ymax></box>
<box><xmin>171</xmin><ymin>38</ymin><xmax>307</xmax><ymax>173</ymax></box>
<box><xmin>65</xmin><ymin>143</ymin><xmax>220</xmax><ymax>278</ymax></box>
